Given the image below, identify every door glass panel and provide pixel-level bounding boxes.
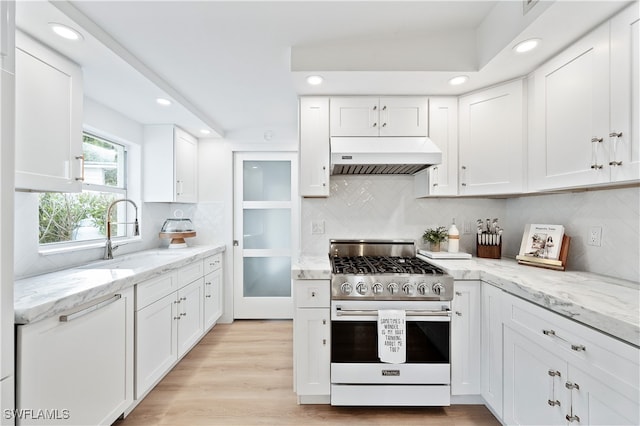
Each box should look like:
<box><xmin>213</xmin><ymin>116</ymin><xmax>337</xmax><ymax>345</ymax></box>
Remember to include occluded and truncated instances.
<box><xmin>243</xmin><ymin>209</ymin><xmax>291</xmax><ymax>249</ymax></box>
<box><xmin>243</xmin><ymin>257</ymin><xmax>291</xmax><ymax>297</ymax></box>
<box><xmin>243</xmin><ymin>161</ymin><xmax>291</xmax><ymax>201</ymax></box>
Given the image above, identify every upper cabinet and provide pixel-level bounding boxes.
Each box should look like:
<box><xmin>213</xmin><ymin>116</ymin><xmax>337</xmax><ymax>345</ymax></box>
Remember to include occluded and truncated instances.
<box><xmin>414</xmin><ymin>97</ymin><xmax>458</xmax><ymax>197</ymax></box>
<box><xmin>144</xmin><ymin>125</ymin><xmax>198</xmax><ymax>203</ymax></box>
<box><xmin>458</xmin><ymin>79</ymin><xmax>525</xmax><ymax>196</ymax></box>
<box><xmin>529</xmin><ymin>4</ymin><xmax>639</xmax><ymax>191</ymax></box>
<box><xmin>330</xmin><ymin>96</ymin><xmax>428</xmax><ymax>137</ymax></box>
<box><xmin>15</xmin><ymin>31</ymin><xmax>84</xmax><ymax>193</ymax></box>
<box><xmin>0</xmin><ymin>1</ymin><xmax>15</xmax><ymax>74</ymax></box>
<box><xmin>299</xmin><ymin>97</ymin><xmax>330</xmax><ymax>197</ymax></box>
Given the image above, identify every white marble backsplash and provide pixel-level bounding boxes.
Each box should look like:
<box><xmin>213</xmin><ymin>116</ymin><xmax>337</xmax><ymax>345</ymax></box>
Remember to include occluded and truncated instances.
<box><xmin>301</xmin><ymin>176</ymin><xmax>639</xmax><ymax>283</ymax></box>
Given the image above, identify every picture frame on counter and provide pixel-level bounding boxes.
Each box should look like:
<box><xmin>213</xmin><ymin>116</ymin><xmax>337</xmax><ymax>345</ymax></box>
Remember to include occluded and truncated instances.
<box><xmin>516</xmin><ymin>224</ymin><xmax>570</xmax><ymax>271</ymax></box>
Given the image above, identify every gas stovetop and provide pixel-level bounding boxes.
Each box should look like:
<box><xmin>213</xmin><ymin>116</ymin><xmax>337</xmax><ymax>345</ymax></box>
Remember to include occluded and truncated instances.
<box><xmin>329</xmin><ymin>240</ymin><xmax>453</xmax><ymax>301</ymax></box>
<box><xmin>332</xmin><ymin>255</ymin><xmax>445</xmax><ymax>275</ymax></box>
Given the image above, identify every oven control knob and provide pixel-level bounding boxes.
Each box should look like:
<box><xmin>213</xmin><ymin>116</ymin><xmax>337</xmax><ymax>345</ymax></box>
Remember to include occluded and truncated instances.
<box><xmin>340</xmin><ymin>282</ymin><xmax>353</xmax><ymax>295</ymax></box>
<box><xmin>372</xmin><ymin>283</ymin><xmax>384</xmax><ymax>295</ymax></box>
<box><xmin>417</xmin><ymin>283</ymin><xmax>429</xmax><ymax>295</ymax></box>
<box><xmin>387</xmin><ymin>282</ymin><xmax>399</xmax><ymax>295</ymax></box>
<box><xmin>402</xmin><ymin>283</ymin><xmax>414</xmax><ymax>296</ymax></box>
<box><xmin>432</xmin><ymin>282</ymin><xmax>444</xmax><ymax>295</ymax></box>
<box><xmin>356</xmin><ymin>282</ymin><xmax>368</xmax><ymax>295</ymax></box>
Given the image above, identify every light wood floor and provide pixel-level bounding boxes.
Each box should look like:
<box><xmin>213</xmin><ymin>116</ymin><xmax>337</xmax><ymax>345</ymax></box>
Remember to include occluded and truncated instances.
<box><xmin>115</xmin><ymin>320</ymin><xmax>500</xmax><ymax>425</ymax></box>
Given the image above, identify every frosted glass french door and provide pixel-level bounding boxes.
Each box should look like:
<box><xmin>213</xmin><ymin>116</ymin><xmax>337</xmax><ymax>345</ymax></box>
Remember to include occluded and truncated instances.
<box><xmin>233</xmin><ymin>152</ymin><xmax>298</xmax><ymax>319</ymax></box>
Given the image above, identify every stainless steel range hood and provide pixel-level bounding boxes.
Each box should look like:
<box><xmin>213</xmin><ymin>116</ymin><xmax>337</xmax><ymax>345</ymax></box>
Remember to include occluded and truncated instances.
<box><xmin>330</xmin><ymin>137</ymin><xmax>442</xmax><ymax>175</ymax></box>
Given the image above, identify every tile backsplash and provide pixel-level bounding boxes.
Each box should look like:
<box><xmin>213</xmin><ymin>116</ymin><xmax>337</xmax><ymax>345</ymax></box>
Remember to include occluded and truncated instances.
<box><xmin>301</xmin><ymin>176</ymin><xmax>639</xmax><ymax>283</ymax></box>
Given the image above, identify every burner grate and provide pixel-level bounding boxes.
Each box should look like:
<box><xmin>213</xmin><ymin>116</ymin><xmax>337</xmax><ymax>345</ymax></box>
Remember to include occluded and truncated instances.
<box><xmin>331</xmin><ymin>256</ymin><xmax>443</xmax><ymax>275</ymax></box>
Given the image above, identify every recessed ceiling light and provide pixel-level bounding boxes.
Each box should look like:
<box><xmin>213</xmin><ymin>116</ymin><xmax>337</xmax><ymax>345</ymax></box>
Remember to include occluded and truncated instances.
<box><xmin>514</xmin><ymin>38</ymin><xmax>541</xmax><ymax>53</ymax></box>
<box><xmin>156</xmin><ymin>98</ymin><xmax>172</xmax><ymax>106</ymax></box>
<box><xmin>49</xmin><ymin>23</ymin><xmax>83</xmax><ymax>41</ymax></box>
<box><xmin>448</xmin><ymin>75</ymin><xmax>469</xmax><ymax>86</ymax></box>
<box><xmin>306</xmin><ymin>75</ymin><xmax>324</xmax><ymax>85</ymax></box>
<box><xmin>200</xmin><ymin>129</ymin><xmax>211</xmax><ymax>135</ymax></box>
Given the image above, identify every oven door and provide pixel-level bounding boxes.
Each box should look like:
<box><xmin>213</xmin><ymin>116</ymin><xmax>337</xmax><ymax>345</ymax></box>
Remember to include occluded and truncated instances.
<box><xmin>330</xmin><ymin>300</ymin><xmax>451</xmax><ymax>405</ymax></box>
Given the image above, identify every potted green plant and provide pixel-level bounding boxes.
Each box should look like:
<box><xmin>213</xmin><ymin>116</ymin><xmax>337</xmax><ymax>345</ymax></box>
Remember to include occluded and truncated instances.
<box><xmin>422</xmin><ymin>226</ymin><xmax>448</xmax><ymax>252</ymax></box>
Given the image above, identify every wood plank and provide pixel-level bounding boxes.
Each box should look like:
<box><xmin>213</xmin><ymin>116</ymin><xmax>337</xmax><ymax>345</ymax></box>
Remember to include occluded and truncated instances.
<box><xmin>115</xmin><ymin>320</ymin><xmax>500</xmax><ymax>425</ymax></box>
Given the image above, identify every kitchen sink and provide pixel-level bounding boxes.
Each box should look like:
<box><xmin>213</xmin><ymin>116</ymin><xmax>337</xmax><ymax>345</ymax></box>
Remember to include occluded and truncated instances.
<box><xmin>78</xmin><ymin>251</ymin><xmax>182</xmax><ymax>270</ymax></box>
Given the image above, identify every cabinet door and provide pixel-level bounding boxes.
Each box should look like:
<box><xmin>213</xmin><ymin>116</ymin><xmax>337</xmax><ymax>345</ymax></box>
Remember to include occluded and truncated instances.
<box><xmin>135</xmin><ymin>292</ymin><xmax>178</xmax><ymax>399</ymax></box>
<box><xmin>451</xmin><ymin>281</ymin><xmax>481</xmax><ymax>395</ymax></box>
<box><xmin>294</xmin><ymin>308</ymin><xmax>330</xmax><ymax>396</ymax></box>
<box><xmin>330</xmin><ymin>97</ymin><xmax>379</xmax><ymax>136</ymax></box>
<box><xmin>15</xmin><ymin>31</ymin><xmax>83</xmax><ymax>192</ymax></box>
<box><xmin>503</xmin><ymin>327</ymin><xmax>567</xmax><ymax>426</ymax></box>
<box><xmin>569</xmin><ymin>363</ymin><xmax>640</xmax><ymax>425</ymax></box>
<box><xmin>177</xmin><ymin>278</ymin><xmax>204</xmax><ymax>357</ymax></box>
<box><xmin>610</xmin><ymin>5</ymin><xmax>640</xmax><ymax>183</ymax></box>
<box><xmin>175</xmin><ymin>127</ymin><xmax>198</xmax><ymax>203</ymax></box>
<box><xmin>459</xmin><ymin>80</ymin><xmax>524</xmax><ymax>195</ymax></box>
<box><xmin>379</xmin><ymin>96</ymin><xmax>428</xmax><ymax>137</ymax></box>
<box><xmin>415</xmin><ymin>97</ymin><xmax>458</xmax><ymax>197</ymax></box>
<box><xmin>481</xmin><ymin>282</ymin><xmax>504</xmax><ymax>417</ymax></box>
<box><xmin>0</xmin><ymin>1</ymin><xmax>14</xmax><ymax>74</ymax></box>
<box><xmin>530</xmin><ymin>24</ymin><xmax>610</xmax><ymax>191</ymax></box>
<box><xmin>18</xmin><ymin>289</ymin><xmax>133</xmax><ymax>426</ymax></box>
<box><xmin>204</xmin><ymin>268</ymin><xmax>223</xmax><ymax>330</ymax></box>
<box><xmin>299</xmin><ymin>97</ymin><xmax>330</xmax><ymax>197</ymax></box>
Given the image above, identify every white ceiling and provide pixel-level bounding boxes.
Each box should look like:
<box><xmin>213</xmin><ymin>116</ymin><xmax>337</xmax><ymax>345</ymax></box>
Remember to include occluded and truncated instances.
<box><xmin>15</xmin><ymin>0</ymin><xmax>635</xmax><ymax>140</ymax></box>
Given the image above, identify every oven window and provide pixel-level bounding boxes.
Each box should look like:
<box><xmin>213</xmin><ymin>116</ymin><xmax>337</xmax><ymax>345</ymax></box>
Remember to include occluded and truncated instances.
<box><xmin>331</xmin><ymin>320</ymin><xmax>449</xmax><ymax>363</ymax></box>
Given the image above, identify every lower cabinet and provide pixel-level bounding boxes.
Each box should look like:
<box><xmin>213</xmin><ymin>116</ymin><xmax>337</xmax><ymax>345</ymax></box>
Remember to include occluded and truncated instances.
<box><xmin>502</xmin><ymin>288</ymin><xmax>640</xmax><ymax>425</ymax></box>
<box><xmin>451</xmin><ymin>281</ymin><xmax>481</xmax><ymax>395</ymax></box>
<box><xmin>203</xmin><ymin>253</ymin><xmax>223</xmax><ymax>330</ymax></box>
<box><xmin>480</xmin><ymin>282</ymin><xmax>504</xmax><ymax>417</ymax></box>
<box><xmin>293</xmin><ymin>279</ymin><xmax>330</xmax><ymax>404</ymax></box>
<box><xmin>16</xmin><ymin>288</ymin><xmax>134</xmax><ymax>425</ymax></box>
<box><xmin>135</xmin><ymin>259</ymin><xmax>211</xmax><ymax>400</ymax></box>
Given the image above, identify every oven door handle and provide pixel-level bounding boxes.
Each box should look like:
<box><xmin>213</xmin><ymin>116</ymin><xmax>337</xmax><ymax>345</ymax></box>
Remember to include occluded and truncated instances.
<box><xmin>335</xmin><ymin>308</ymin><xmax>451</xmax><ymax>317</ymax></box>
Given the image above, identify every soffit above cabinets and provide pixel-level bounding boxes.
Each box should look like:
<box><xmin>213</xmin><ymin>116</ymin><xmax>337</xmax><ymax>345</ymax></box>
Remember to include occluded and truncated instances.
<box><xmin>14</xmin><ymin>0</ymin><xmax>636</xmax><ymax>136</ymax></box>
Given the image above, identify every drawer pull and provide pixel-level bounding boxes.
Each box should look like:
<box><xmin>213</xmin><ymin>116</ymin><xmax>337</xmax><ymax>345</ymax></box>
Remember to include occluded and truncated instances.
<box><xmin>547</xmin><ymin>399</ymin><xmax>561</xmax><ymax>407</ymax></box>
<box><xmin>205</xmin><ymin>295</ymin><xmax>212</xmax><ymax>298</ymax></box>
<box><xmin>566</xmin><ymin>414</ymin><xmax>580</xmax><ymax>423</ymax></box>
<box><xmin>455</xmin><ymin>311</ymin><xmax>462</xmax><ymax>316</ymax></box>
<box><xmin>565</xmin><ymin>381</ymin><xmax>580</xmax><ymax>390</ymax></box>
<box><xmin>322</xmin><ymin>339</ymin><xmax>327</xmax><ymax>346</ymax></box>
<box><xmin>59</xmin><ymin>294</ymin><xmax>121</xmax><ymax>322</ymax></box>
<box><xmin>311</xmin><ymin>291</ymin><xmax>316</xmax><ymax>297</ymax></box>
<box><xmin>322</xmin><ymin>319</ymin><xmax>326</xmax><ymax>325</ymax></box>
<box><xmin>548</xmin><ymin>369</ymin><xmax>561</xmax><ymax>377</ymax></box>
<box><xmin>571</xmin><ymin>344</ymin><xmax>586</xmax><ymax>352</ymax></box>
<box><xmin>543</xmin><ymin>329</ymin><xmax>557</xmax><ymax>337</ymax></box>
<box><xmin>455</xmin><ymin>291</ymin><xmax>462</xmax><ymax>296</ymax></box>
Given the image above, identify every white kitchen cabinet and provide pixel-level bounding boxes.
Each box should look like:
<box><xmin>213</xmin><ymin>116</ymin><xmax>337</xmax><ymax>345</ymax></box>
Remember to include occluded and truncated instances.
<box><xmin>17</xmin><ymin>288</ymin><xmax>134</xmax><ymax>426</ymax></box>
<box><xmin>451</xmin><ymin>281</ymin><xmax>481</xmax><ymax>395</ymax></box>
<box><xmin>609</xmin><ymin>4</ymin><xmax>640</xmax><ymax>183</ymax></box>
<box><xmin>299</xmin><ymin>97</ymin><xmax>330</xmax><ymax>197</ymax></box>
<box><xmin>414</xmin><ymin>97</ymin><xmax>458</xmax><ymax>197</ymax></box>
<box><xmin>480</xmin><ymin>282</ymin><xmax>504</xmax><ymax>418</ymax></box>
<box><xmin>135</xmin><ymin>260</ymin><xmax>206</xmax><ymax>399</ymax></box>
<box><xmin>15</xmin><ymin>31</ymin><xmax>83</xmax><ymax>193</ymax></box>
<box><xmin>203</xmin><ymin>253</ymin><xmax>223</xmax><ymax>330</ymax></box>
<box><xmin>503</xmin><ymin>289</ymin><xmax>640</xmax><ymax>425</ymax></box>
<box><xmin>530</xmin><ymin>4</ymin><xmax>639</xmax><ymax>191</ymax></box>
<box><xmin>293</xmin><ymin>279</ymin><xmax>330</xmax><ymax>404</ymax></box>
<box><xmin>459</xmin><ymin>79</ymin><xmax>525</xmax><ymax>195</ymax></box>
<box><xmin>330</xmin><ymin>96</ymin><xmax>428</xmax><ymax>137</ymax></box>
<box><xmin>143</xmin><ymin>125</ymin><xmax>198</xmax><ymax>203</ymax></box>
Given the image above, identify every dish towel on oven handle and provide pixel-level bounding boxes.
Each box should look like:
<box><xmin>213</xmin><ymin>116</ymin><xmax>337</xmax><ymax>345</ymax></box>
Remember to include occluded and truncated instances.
<box><xmin>377</xmin><ymin>309</ymin><xmax>406</xmax><ymax>364</ymax></box>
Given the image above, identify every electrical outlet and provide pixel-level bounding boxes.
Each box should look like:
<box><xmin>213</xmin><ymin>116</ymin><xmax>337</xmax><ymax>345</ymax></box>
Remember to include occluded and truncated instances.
<box><xmin>311</xmin><ymin>221</ymin><xmax>325</xmax><ymax>235</ymax></box>
<box><xmin>588</xmin><ymin>226</ymin><xmax>602</xmax><ymax>246</ymax></box>
<box><xmin>463</xmin><ymin>220</ymin><xmax>472</xmax><ymax>235</ymax></box>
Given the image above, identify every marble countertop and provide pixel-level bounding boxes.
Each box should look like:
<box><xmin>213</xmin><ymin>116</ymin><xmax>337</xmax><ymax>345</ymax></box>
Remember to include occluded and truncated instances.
<box><xmin>15</xmin><ymin>244</ymin><xmax>225</xmax><ymax>325</ymax></box>
<box><xmin>292</xmin><ymin>255</ymin><xmax>639</xmax><ymax>347</ymax></box>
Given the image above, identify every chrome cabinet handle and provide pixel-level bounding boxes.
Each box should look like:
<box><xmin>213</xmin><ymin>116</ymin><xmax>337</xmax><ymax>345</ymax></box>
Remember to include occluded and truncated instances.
<box><xmin>59</xmin><ymin>294</ymin><xmax>121</xmax><ymax>322</ymax></box>
<box><xmin>455</xmin><ymin>291</ymin><xmax>462</xmax><ymax>296</ymax></box>
<box><xmin>548</xmin><ymin>399</ymin><xmax>561</xmax><ymax>407</ymax></box>
<box><xmin>609</xmin><ymin>131</ymin><xmax>623</xmax><ymax>166</ymax></box>
<box><xmin>75</xmin><ymin>155</ymin><xmax>85</xmax><ymax>182</ymax></box>
<box><xmin>591</xmin><ymin>137</ymin><xmax>603</xmax><ymax>143</ymax></box>
<box><xmin>548</xmin><ymin>369</ymin><xmax>561</xmax><ymax>377</ymax></box>
<box><xmin>566</xmin><ymin>414</ymin><xmax>580</xmax><ymax>423</ymax></box>
<box><xmin>205</xmin><ymin>295</ymin><xmax>212</xmax><ymax>298</ymax></box>
<box><xmin>455</xmin><ymin>311</ymin><xmax>462</xmax><ymax>316</ymax></box>
<box><xmin>565</xmin><ymin>381</ymin><xmax>580</xmax><ymax>390</ymax></box>
<box><xmin>373</xmin><ymin>122</ymin><xmax>377</xmax><ymax>127</ymax></box>
<box><xmin>571</xmin><ymin>344</ymin><xmax>586</xmax><ymax>352</ymax></box>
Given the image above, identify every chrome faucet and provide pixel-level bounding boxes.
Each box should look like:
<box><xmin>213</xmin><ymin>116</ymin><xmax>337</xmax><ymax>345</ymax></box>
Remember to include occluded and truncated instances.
<box><xmin>105</xmin><ymin>199</ymin><xmax>140</xmax><ymax>259</ymax></box>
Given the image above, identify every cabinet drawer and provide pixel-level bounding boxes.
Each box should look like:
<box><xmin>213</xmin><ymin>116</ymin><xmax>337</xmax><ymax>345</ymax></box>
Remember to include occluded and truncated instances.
<box><xmin>203</xmin><ymin>253</ymin><xmax>222</xmax><ymax>274</ymax></box>
<box><xmin>136</xmin><ymin>272</ymin><xmax>178</xmax><ymax>310</ymax></box>
<box><xmin>178</xmin><ymin>260</ymin><xmax>204</xmax><ymax>288</ymax></box>
<box><xmin>504</xmin><ymin>291</ymin><xmax>639</xmax><ymax>391</ymax></box>
<box><xmin>294</xmin><ymin>280</ymin><xmax>330</xmax><ymax>308</ymax></box>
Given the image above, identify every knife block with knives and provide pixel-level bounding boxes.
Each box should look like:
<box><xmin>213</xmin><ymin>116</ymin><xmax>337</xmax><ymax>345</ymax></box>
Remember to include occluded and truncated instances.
<box><xmin>476</xmin><ymin>218</ymin><xmax>502</xmax><ymax>259</ymax></box>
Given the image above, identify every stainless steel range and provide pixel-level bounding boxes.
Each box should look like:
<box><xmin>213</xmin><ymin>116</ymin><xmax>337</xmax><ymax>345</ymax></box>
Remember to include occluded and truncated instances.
<box><xmin>329</xmin><ymin>240</ymin><xmax>453</xmax><ymax>407</ymax></box>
